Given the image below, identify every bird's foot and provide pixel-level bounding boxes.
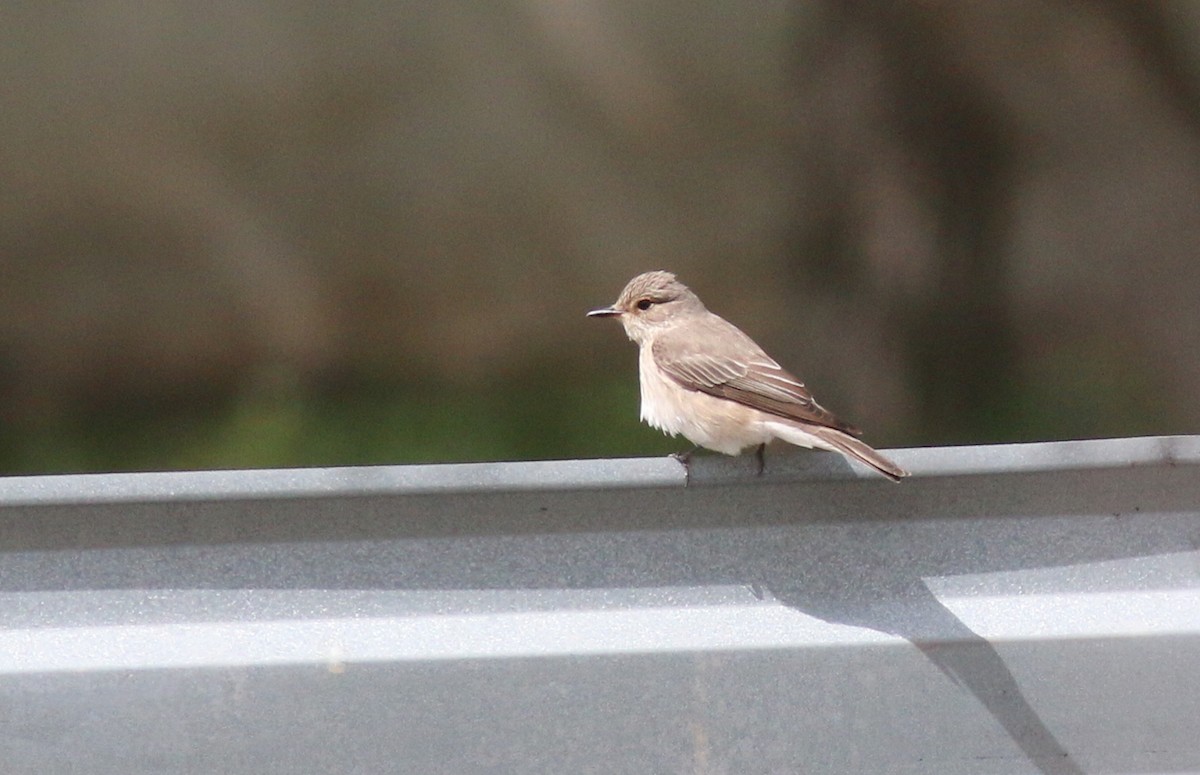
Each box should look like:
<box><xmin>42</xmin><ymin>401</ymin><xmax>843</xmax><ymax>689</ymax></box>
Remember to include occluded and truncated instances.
<box><xmin>754</xmin><ymin>443</ymin><xmax>766</xmax><ymax>476</ymax></box>
<box><xmin>670</xmin><ymin>445</ymin><xmax>701</xmax><ymax>486</ymax></box>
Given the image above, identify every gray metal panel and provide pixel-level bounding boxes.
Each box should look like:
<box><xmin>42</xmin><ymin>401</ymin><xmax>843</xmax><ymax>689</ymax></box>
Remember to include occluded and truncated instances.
<box><xmin>0</xmin><ymin>436</ymin><xmax>1198</xmax><ymax>774</ymax></box>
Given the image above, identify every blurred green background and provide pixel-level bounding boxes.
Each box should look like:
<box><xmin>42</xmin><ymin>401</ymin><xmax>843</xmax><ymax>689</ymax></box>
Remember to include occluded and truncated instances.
<box><xmin>1</xmin><ymin>2</ymin><xmax>1198</xmax><ymax>475</ymax></box>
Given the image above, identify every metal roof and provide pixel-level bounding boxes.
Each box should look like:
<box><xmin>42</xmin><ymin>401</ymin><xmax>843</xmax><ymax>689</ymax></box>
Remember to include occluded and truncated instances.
<box><xmin>1</xmin><ymin>436</ymin><xmax>1197</xmax><ymax>774</ymax></box>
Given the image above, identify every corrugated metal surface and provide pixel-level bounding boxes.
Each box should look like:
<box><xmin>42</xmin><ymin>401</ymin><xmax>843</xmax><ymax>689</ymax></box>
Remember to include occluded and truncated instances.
<box><xmin>1</xmin><ymin>436</ymin><xmax>1198</xmax><ymax>774</ymax></box>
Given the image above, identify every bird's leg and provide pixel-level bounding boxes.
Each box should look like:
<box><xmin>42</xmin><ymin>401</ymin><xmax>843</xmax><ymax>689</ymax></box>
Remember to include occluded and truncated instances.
<box><xmin>670</xmin><ymin>445</ymin><xmax>700</xmax><ymax>486</ymax></box>
<box><xmin>754</xmin><ymin>443</ymin><xmax>766</xmax><ymax>476</ymax></box>
<box><xmin>672</xmin><ymin>444</ymin><xmax>700</xmax><ymax>464</ymax></box>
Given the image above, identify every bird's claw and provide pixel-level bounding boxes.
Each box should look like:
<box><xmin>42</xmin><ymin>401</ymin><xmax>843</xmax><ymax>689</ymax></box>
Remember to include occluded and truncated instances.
<box><xmin>671</xmin><ymin>446</ymin><xmax>700</xmax><ymax>486</ymax></box>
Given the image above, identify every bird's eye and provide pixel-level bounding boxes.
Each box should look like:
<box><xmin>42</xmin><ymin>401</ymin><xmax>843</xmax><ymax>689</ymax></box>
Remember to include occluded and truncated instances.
<box><xmin>636</xmin><ymin>298</ymin><xmax>653</xmax><ymax>311</ymax></box>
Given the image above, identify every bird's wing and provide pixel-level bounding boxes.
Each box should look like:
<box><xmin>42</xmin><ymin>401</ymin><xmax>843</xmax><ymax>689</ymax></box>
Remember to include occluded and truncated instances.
<box><xmin>652</xmin><ymin>316</ymin><xmax>862</xmax><ymax>436</ymax></box>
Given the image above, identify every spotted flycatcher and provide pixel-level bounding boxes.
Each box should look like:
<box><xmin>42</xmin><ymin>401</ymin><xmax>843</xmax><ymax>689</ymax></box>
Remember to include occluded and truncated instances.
<box><xmin>588</xmin><ymin>270</ymin><xmax>908</xmax><ymax>481</ymax></box>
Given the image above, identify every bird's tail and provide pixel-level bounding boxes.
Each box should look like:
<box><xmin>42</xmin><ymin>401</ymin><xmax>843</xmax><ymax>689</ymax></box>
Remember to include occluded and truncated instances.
<box><xmin>806</xmin><ymin>426</ymin><xmax>909</xmax><ymax>482</ymax></box>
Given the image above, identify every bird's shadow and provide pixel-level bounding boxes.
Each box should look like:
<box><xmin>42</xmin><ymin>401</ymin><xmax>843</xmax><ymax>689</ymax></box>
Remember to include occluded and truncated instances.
<box><xmin>2</xmin><ymin>451</ymin><xmax>1198</xmax><ymax>774</ymax></box>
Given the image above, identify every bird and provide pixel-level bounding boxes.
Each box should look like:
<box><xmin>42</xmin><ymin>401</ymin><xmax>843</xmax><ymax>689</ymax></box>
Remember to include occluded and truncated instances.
<box><xmin>588</xmin><ymin>270</ymin><xmax>908</xmax><ymax>481</ymax></box>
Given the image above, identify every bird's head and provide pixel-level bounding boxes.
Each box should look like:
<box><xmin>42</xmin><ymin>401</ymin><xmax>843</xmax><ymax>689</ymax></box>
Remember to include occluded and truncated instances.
<box><xmin>587</xmin><ymin>270</ymin><xmax>706</xmax><ymax>344</ymax></box>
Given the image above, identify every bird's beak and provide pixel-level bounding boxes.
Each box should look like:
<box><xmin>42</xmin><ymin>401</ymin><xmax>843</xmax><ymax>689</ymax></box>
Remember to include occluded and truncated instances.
<box><xmin>587</xmin><ymin>306</ymin><xmax>622</xmax><ymax>318</ymax></box>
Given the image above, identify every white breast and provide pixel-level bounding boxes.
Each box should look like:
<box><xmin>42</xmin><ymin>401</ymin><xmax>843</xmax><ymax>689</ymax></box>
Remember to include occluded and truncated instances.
<box><xmin>637</xmin><ymin>344</ymin><xmax>773</xmax><ymax>455</ymax></box>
